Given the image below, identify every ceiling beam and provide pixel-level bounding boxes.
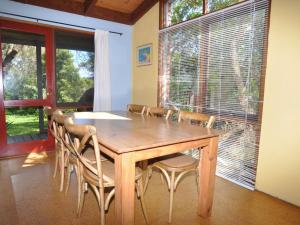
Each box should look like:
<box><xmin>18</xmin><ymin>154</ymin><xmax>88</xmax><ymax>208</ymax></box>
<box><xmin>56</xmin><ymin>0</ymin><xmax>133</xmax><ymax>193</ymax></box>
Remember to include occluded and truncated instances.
<box><xmin>12</xmin><ymin>0</ymin><xmax>133</xmax><ymax>25</ymax></box>
<box><xmin>131</xmin><ymin>0</ymin><xmax>159</xmax><ymax>24</ymax></box>
<box><xmin>87</xmin><ymin>6</ymin><xmax>132</xmax><ymax>25</ymax></box>
<box><xmin>13</xmin><ymin>0</ymin><xmax>83</xmax><ymax>15</ymax></box>
<box><xmin>84</xmin><ymin>0</ymin><xmax>97</xmax><ymax>15</ymax></box>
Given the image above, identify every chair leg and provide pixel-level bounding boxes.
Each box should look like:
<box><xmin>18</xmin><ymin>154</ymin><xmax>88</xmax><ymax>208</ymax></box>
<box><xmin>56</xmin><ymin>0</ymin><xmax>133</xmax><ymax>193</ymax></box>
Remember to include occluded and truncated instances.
<box><xmin>99</xmin><ymin>189</ymin><xmax>106</xmax><ymax>225</ymax></box>
<box><xmin>100</xmin><ymin>206</ymin><xmax>105</xmax><ymax>225</ymax></box>
<box><xmin>77</xmin><ymin>181</ymin><xmax>86</xmax><ymax>217</ymax></box>
<box><xmin>168</xmin><ymin>171</ymin><xmax>176</xmax><ymax>223</ymax></box>
<box><xmin>154</xmin><ymin>165</ymin><xmax>171</xmax><ymax>190</ymax></box>
<box><xmin>143</xmin><ymin>167</ymin><xmax>152</xmax><ymax>194</ymax></box>
<box><xmin>59</xmin><ymin>150</ymin><xmax>64</xmax><ymax>192</ymax></box>
<box><xmin>90</xmin><ymin>184</ymin><xmax>106</xmax><ymax>225</ymax></box>
<box><xmin>137</xmin><ymin>179</ymin><xmax>150</xmax><ymax>225</ymax></box>
<box><xmin>160</xmin><ymin>173</ymin><xmax>165</xmax><ymax>184</ymax></box>
<box><xmin>65</xmin><ymin>164</ymin><xmax>72</xmax><ymax>195</ymax></box>
<box><xmin>53</xmin><ymin>150</ymin><xmax>59</xmax><ymax>178</ymax></box>
<box><xmin>174</xmin><ymin>170</ymin><xmax>194</xmax><ymax>191</ymax></box>
<box><xmin>74</xmin><ymin>166</ymin><xmax>81</xmax><ymax>213</ymax></box>
<box><xmin>195</xmin><ymin>168</ymin><xmax>199</xmax><ymax>193</ymax></box>
<box><xmin>104</xmin><ymin>189</ymin><xmax>115</xmax><ymax>211</ymax></box>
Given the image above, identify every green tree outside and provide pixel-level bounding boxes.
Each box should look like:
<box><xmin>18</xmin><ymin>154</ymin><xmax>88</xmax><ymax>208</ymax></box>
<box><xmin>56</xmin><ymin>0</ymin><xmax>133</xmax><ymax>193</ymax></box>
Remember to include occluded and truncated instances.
<box><xmin>2</xmin><ymin>40</ymin><xmax>94</xmax><ymax>137</ymax></box>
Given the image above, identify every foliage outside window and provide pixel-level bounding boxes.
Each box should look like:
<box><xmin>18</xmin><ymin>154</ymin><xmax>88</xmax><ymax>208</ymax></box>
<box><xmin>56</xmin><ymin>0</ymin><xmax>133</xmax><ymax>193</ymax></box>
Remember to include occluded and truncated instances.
<box><xmin>166</xmin><ymin>0</ymin><xmax>203</xmax><ymax>26</ymax></box>
<box><xmin>55</xmin><ymin>31</ymin><xmax>94</xmax><ymax>107</ymax></box>
<box><xmin>1</xmin><ymin>30</ymin><xmax>46</xmax><ymax>100</ymax></box>
<box><xmin>207</xmin><ymin>0</ymin><xmax>242</xmax><ymax>12</ymax></box>
<box><xmin>163</xmin><ymin>0</ymin><xmax>244</xmax><ymax>27</ymax></box>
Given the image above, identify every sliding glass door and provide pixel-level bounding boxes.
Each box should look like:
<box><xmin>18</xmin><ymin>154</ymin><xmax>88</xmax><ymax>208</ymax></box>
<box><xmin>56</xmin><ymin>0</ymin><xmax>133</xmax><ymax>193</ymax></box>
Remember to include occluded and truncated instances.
<box><xmin>0</xmin><ymin>20</ymin><xmax>54</xmax><ymax>157</ymax></box>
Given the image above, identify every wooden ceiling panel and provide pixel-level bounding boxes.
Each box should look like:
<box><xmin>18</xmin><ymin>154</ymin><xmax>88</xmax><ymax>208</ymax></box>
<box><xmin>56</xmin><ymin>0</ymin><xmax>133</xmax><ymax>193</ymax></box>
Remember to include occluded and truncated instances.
<box><xmin>95</xmin><ymin>0</ymin><xmax>144</xmax><ymax>14</ymax></box>
<box><xmin>12</xmin><ymin>0</ymin><xmax>158</xmax><ymax>25</ymax></box>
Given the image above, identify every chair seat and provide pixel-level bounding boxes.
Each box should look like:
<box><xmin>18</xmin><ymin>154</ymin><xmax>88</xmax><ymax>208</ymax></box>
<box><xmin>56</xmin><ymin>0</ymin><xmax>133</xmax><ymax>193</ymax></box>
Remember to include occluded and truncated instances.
<box><xmin>154</xmin><ymin>153</ymin><xmax>198</xmax><ymax>171</ymax></box>
<box><xmin>82</xmin><ymin>147</ymin><xmax>108</xmax><ymax>162</ymax></box>
<box><xmin>82</xmin><ymin>151</ymin><xmax>143</xmax><ymax>187</ymax></box>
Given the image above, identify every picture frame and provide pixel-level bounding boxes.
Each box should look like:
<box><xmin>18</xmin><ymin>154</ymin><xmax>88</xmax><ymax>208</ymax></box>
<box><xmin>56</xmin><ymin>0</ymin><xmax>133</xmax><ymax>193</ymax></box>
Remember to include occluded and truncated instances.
<box><xmin>137</xmin><ymin>43</ymin><xmax>152</xmax><ymax>66</ymax></box>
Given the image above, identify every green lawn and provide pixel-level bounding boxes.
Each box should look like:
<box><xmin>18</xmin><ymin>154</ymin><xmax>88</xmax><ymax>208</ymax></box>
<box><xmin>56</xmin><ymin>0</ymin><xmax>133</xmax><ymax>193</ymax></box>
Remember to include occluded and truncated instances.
<box><xmin>6</xmin><ymin>114</ymin><xmax>47</xmax><ymax>136</ymax></box>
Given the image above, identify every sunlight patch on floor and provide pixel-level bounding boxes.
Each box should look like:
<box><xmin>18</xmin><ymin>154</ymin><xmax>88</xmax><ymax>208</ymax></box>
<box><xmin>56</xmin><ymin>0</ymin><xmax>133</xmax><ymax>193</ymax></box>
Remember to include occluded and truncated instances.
<box><xmin>22</xmin><ymin>151</ymin><xmax>48</xmax><ymax>168</ymax></box>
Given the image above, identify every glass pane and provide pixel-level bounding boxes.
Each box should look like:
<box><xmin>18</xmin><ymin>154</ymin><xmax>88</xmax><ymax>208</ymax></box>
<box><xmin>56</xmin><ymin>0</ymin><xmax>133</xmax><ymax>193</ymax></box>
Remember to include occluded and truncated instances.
<box><xmin>56</xmin><ymin>49</ymin><xmax>94</xmax><ymax>105</ymax></box>
<box><xmin>55</xmin><ymin>30</ymin><xmax>94</xmax><ymax>106</ymax></box>
<box><xmin>1</xmin><ymin>29</ymin><xmax>46</xmax><ymax>100</ymax></box>
<box><xmin>206</xmin><ymin>8</ymin><xmax>266</xmax><ymax>116</ymax></box>
<box><xmin>159</xmin><ymin>22</ymin><xmax>201</xmax><ymax>111</ymax></box>
<box><xmin>207</xmin><ymin>0</ymin><xmax>243</xmax><ymax>13</ymax></box>
<box><xmin>166</xmin><ymin>0</ymin><xmax>203</xmax><ymax>26</ymax></box>
<box><xmin>6</xmin><ymin>107</ymin><xmax>48</xmax><ymax>144</ymax></box>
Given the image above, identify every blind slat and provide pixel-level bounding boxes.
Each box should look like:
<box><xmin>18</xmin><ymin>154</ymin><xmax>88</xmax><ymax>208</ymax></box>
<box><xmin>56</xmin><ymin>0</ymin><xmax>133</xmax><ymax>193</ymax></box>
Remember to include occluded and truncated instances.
<box><xmin>159</xmin><ymin>0</ymin><xmax>269</xmax><ymax>190</ymax></box>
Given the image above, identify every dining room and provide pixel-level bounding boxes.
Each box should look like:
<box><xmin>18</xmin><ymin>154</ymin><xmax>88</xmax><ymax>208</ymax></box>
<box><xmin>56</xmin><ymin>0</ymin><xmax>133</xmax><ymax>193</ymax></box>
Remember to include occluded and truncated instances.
<box><xmin>0</xmin><ymin>0</ymin><xmax>300</xmax><ymax>225</ymax></box>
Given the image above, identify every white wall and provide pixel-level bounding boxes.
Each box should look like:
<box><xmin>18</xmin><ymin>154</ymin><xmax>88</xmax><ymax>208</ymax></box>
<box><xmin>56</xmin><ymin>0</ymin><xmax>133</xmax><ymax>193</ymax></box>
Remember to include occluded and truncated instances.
<box><xmin>0</xmin><ymin>0</ymin><xmax>132</xmax><ymax>110</ymax></box>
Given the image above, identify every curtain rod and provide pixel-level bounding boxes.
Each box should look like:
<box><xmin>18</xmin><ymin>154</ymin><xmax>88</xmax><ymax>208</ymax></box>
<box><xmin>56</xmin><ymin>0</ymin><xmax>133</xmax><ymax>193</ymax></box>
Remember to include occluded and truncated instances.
<box><xmin>0</xmin><ymin>11</ymin><xmax>123</xmax><ymax>36</ymax></box>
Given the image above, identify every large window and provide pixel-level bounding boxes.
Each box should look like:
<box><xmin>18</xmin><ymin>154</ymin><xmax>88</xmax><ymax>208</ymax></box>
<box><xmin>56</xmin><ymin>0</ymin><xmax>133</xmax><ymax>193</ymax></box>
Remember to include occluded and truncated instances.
<box><xmin>55</xmin><ymin>31</ymin><xmax>94</xmax><ymax>108</ymax></box>
<box><xmin>159</xmin><ymin>0</ymin><xmax>270</xmax><ymax>189</ymax></box>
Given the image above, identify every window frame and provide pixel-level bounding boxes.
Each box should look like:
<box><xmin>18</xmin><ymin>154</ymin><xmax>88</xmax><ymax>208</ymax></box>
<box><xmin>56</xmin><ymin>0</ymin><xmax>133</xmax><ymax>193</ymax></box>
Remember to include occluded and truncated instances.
<box><xmin>1</xmin><ymin>18</ymin><xmax>95</xmax><ymax>111</ymax></box>
<box><xmin>159</xmin><ymin>0</ymin><xmax>248</xmax><ymax>29</ymax></box>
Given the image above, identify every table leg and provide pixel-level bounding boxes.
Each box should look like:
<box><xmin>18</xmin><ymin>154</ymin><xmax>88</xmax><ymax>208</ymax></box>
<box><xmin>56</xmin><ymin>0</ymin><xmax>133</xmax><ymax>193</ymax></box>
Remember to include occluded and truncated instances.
<box><xmin>198</xmin><ymin>136</ymin><xmax>218</xmax><ymax>217</ymax></box>
<box><xmin>115</xmin><ymin>153</ymin><xmax>136</xmax><ymax>225</ymax></box>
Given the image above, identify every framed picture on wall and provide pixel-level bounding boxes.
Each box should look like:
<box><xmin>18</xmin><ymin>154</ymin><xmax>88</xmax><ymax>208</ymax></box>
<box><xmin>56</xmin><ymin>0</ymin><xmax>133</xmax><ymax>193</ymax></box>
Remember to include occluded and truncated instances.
<box><xmin>137</xmin><ymin>44</ymin><xmax>152</xmax><ymax>66</ymax></box>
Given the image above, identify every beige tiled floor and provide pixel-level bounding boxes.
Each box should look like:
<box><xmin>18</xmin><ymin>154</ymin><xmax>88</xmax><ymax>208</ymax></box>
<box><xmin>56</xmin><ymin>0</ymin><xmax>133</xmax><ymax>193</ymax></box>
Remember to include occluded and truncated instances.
<box><xmin>0</xmin><ymin>151</ymin><xmax>299</xmax><ymax>225</ymax></box>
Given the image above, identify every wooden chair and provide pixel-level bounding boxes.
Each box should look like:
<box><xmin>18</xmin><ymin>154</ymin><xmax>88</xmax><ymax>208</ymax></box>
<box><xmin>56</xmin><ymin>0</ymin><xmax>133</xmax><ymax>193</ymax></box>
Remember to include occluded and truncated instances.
<box><xmin>48</xmin><ymin>109</ymin><xmax>67</xmax><ymax>192</ymax></box>
<box><xmin>146</xmin><ymin>106</ymin><xmax>172</xmax><ymax>120</ymax></box>
<box><xmin>64</xmin><ymin>117</ymin><xmax>149</xmax><ymax>225</ymax></box>
<box><xmin>47</xmin><ymin>108</ymin><xmax>82</xmax><ymax>206</ymax></box>
<box><xmin>64</xmin><ymin>123</ymin><xmax>109</xmax><ymax>213</ymax></box>
<box><xmin>127</xmin><ymin>104</ymin><xmax>146</xmax><ymax>115</ymax></box>
<box><xmin>146</xmin><ymin>110</ymin><xmax>216</xmax><ymax>223</ymax></box>
<box><xmin>44</xmin><ymin>106</ymin><xmax>55</xmax><ymax>122</ymax></box>
<box><xmin>140</xmin><ymin>106</ymin><xmax>173</xmax><ymax>171</ymax></box>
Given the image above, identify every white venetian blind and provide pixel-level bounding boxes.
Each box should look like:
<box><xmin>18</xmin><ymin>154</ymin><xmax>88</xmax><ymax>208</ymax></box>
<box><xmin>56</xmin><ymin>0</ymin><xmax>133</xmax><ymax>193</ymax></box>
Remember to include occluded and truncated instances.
<box><xmin>159</xmin><ymin>0</ymin><xmax>270</xmax><ymax>189</ymax></box>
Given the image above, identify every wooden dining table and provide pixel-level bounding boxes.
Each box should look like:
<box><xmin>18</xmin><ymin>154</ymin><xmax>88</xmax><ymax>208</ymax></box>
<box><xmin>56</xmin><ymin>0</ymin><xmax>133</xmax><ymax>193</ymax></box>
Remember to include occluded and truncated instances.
<box><xmin>73</xmin><ymin>111</ymin><xmax>220</xmax><ymax>225</ymax></box>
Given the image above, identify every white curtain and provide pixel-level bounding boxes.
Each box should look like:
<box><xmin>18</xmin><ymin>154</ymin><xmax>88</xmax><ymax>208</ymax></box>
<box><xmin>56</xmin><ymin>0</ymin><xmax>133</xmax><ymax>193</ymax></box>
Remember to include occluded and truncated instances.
<box><xmin>93</xmin><ymin>29</ymin><xmax>111</xmax><ymax>111</ymax></box>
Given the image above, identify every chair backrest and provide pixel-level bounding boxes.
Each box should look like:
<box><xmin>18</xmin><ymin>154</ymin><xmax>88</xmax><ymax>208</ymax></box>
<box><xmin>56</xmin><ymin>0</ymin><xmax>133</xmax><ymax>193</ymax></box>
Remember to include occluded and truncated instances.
<box><xmin>146</xmin><ymin>107</ymin><xmax>172</xmax><ymax>120</ymax></box>
<box><xmin>178</xmin><ymin>111</ymin><xmax>216</xmax><ymax>128</ymax></box>
<box><xmin>50</xmin><ymin>109</ymin><xmax>65</xmax><ymax>144</ymax></box>
<box><xmin>44</xmin><ymin>106</ymin><xmax>54</xmax><ymax>121</ymax></box>
<box><xmin>127</xmin><ymin>104</ymin><xmax>146</xmax><ymax>115</ymax></box>
<box><xmin>64</xmin><ymin>116</ymin><xmax>105</xmax><ymax>188</ymax></box>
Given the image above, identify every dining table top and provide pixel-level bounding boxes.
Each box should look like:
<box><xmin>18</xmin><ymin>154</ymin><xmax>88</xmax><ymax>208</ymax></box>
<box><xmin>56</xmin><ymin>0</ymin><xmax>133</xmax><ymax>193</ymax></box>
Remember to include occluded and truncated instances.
<box><xmin>72</xmin><ymin>111</ymin><xmax>220</xmax><ymax>154</ymax></box>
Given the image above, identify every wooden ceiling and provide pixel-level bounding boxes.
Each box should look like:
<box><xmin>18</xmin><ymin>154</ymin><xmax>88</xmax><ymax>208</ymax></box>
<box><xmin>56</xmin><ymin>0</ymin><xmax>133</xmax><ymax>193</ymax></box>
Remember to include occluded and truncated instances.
<box><xmin>13</xmin><ymin>0</ymin><xmax>158</xmax><ymax>25</ymax></box>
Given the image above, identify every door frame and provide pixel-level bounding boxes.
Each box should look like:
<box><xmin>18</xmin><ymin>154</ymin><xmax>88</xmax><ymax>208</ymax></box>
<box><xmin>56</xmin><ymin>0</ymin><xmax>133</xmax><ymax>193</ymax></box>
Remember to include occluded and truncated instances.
<box><xmin>0</xmin><ymin>19</ymin><xmax>55</xmax><ymax>158</ymax></box>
